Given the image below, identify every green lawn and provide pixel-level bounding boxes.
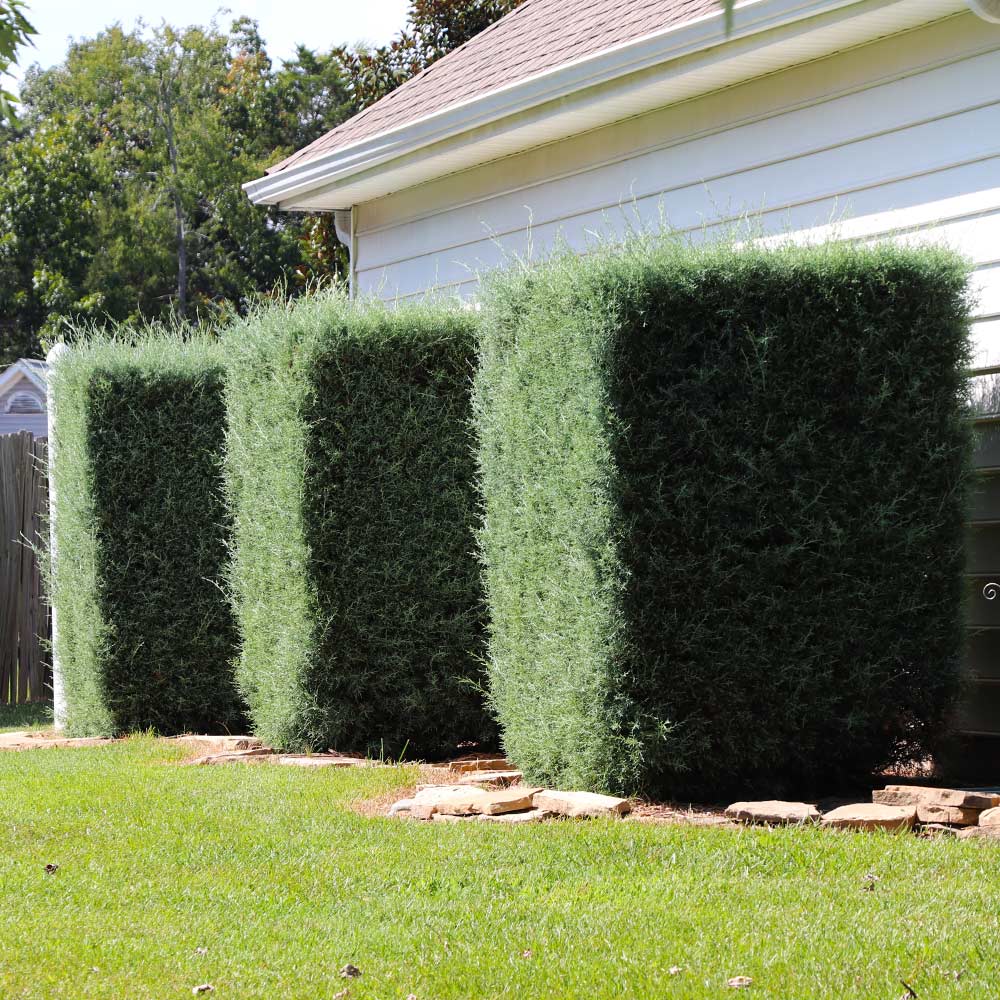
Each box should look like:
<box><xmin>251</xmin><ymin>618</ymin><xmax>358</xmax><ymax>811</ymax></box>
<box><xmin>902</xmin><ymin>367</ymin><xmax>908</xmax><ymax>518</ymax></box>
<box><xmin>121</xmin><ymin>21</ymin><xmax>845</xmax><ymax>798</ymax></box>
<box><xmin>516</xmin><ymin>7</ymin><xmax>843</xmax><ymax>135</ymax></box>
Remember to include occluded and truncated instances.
<box><xmin>0</xmin><ymin>738</ymin><xmax>997</xmax><ymax>999</ymax></box>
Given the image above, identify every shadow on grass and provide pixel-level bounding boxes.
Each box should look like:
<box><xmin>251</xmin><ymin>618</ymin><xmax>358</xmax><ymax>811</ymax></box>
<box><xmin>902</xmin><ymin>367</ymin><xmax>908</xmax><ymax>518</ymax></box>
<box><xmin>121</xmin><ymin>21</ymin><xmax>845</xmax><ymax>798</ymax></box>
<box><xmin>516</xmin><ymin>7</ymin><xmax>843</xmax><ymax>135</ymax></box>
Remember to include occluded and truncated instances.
<box><xmin>0</xmin><ymin>701</ymin><xmax>54</xmax><ymax>733</ymax></box>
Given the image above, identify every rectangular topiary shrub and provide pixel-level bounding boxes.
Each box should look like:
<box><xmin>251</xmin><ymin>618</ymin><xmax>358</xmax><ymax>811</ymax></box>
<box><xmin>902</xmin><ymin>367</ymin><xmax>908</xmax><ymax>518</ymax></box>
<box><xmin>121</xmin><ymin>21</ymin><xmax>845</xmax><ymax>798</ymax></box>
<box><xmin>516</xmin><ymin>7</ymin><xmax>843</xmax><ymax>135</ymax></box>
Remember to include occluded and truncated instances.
<box><xmin>50</xmin><ymin>335</ymin><xmax>243</xmax><ymax>736</ymax></box>
<box><xmin>224</xmin><ymin>292</ymin><xmax>494</xmax><ymax>756</ymax></box>
<box><xmin>476</xmin><ymin>240</ymin><xmax>973</xmax><ymax>799</ymax></box>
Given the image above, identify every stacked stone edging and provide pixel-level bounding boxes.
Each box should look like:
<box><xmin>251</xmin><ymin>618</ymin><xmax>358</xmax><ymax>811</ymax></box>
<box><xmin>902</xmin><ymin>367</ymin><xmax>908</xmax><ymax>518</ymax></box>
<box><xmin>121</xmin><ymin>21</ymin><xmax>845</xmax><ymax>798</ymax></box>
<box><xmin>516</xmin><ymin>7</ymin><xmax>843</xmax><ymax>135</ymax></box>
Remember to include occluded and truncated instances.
<box><xmin>389</xmin><ymin>775</ymin><xmax>633</xmax><ymax>823</ymax></box>
<box><xmin>724</xmin><ymin>785</ymin><xmax>1000</xmax><ymax>835</ymax></box>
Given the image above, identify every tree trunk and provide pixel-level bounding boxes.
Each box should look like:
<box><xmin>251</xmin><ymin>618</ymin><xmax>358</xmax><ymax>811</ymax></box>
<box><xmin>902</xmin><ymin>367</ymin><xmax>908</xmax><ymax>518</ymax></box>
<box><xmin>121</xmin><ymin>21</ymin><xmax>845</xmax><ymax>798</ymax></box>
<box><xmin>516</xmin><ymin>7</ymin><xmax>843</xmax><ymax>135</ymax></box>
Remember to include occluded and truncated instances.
<box><xmin>160</xmin><ymin>81</ymin><xmax>187</xmax><ymax>319</ymax></box>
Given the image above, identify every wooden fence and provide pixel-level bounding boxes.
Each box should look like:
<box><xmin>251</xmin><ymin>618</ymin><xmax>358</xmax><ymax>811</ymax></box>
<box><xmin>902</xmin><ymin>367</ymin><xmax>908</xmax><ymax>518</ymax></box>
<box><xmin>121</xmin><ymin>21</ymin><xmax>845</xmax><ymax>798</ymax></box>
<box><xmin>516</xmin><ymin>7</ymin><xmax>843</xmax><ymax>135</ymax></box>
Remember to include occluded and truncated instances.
<box><xmin>0</xmin><ymin>432</ymin><xmax>50</xmax><ymax>703</ymax></box>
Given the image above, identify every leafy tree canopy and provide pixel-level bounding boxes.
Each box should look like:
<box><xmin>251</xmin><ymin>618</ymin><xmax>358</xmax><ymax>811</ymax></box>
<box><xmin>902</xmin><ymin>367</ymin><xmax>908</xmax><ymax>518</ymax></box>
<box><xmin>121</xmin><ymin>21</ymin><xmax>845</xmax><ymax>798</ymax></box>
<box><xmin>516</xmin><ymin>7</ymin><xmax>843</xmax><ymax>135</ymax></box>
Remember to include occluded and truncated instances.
<box><xmin>0</xmin><ymin>0</ymin><xmax>605</xmax><ymax>365</ymax></box>
<box><xmin>0</xmin><ymin>0</ymin><xmax>35</xmax><ymax>119</ymax></box>
<box><xmin>0</xmin><ymin>16</ymin><xmax>355</xmax><ymax>363</ymax></box>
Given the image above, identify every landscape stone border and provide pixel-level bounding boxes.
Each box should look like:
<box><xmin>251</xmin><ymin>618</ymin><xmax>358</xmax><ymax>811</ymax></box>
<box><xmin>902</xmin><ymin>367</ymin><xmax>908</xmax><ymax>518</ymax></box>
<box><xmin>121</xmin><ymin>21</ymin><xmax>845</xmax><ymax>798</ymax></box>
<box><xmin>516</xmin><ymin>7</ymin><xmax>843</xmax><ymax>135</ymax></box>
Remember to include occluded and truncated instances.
<box><xmin>725</xmin><ymin>784</ymin><xmax>1000</xmax><ymax>836</ymax></box>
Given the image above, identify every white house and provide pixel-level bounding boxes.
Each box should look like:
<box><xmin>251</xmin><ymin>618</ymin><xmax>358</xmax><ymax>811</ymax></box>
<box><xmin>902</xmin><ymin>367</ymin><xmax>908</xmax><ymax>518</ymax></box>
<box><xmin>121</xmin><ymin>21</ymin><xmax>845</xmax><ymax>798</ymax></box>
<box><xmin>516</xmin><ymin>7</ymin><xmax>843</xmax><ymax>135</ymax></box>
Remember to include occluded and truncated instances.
<box><xmin>245</xmin><ymin>0</ymin><xmax>1000</xmax><ymax>368</ymax></box>
<box><xmin>0</xmin><ymin>360</ymin><xmax>48</xmax><ymax>438</ymax></box>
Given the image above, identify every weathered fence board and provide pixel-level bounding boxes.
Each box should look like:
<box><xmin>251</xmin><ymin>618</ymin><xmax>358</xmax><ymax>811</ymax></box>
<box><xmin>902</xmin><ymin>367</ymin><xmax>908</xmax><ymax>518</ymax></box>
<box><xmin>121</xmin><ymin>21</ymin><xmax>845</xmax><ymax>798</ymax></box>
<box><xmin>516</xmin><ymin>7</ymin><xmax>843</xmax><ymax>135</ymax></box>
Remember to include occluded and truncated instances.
<box><xmin>0</xmin><ymin>432</ymin><xmax>49</xmax><ymax>703</ymax></box>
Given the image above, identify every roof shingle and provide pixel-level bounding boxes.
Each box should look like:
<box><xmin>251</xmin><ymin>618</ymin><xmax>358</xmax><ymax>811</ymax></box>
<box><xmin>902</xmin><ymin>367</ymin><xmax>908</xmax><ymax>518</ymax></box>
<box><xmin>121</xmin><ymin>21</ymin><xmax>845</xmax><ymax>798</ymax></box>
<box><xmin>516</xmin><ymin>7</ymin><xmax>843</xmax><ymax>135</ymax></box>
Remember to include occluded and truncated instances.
<box><xmin>270</xmin><ymin>0</ymin><xmax>719</xmax><ymax>174</ymax></box>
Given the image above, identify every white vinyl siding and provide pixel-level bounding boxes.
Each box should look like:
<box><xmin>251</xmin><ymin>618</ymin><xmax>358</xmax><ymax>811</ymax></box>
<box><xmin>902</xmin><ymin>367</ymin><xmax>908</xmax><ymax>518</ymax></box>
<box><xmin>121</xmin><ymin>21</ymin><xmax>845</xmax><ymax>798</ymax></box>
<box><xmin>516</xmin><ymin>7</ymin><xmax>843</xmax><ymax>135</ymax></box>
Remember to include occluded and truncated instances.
<box><xmin>353</xmin><ymin>10</ymin><xmax>1000</xmax><ymax>361</ymax></box>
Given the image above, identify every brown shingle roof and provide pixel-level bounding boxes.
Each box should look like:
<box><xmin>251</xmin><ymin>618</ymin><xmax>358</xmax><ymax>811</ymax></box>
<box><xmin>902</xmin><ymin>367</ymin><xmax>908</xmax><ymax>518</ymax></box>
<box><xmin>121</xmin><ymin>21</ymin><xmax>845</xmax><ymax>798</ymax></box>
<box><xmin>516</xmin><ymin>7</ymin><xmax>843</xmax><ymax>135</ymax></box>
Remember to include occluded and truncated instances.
<box><xmin>270</xmin><ymin>0</ymin><xmax>719</xmax><ymax>174</ymax></box>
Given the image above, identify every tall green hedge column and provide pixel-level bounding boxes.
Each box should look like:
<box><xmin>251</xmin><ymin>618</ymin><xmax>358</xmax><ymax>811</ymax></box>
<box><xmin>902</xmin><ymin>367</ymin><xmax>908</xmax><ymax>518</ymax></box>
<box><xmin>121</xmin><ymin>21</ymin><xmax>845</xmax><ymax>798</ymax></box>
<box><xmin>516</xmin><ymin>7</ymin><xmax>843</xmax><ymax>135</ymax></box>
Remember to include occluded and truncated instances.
<box><xmin>225</xmin><ymin>293</ymin><xmax>493</xmax><ymax>756</ymax></box>
<box><xmin>49</xmin><ymin>336</ymin><xmax>243</xmax><ymax>736</ymax></box>
<box><xmin>476</xmin><ymin>242</ymin><xmax>973</xmax><ymax>799</ymax></box>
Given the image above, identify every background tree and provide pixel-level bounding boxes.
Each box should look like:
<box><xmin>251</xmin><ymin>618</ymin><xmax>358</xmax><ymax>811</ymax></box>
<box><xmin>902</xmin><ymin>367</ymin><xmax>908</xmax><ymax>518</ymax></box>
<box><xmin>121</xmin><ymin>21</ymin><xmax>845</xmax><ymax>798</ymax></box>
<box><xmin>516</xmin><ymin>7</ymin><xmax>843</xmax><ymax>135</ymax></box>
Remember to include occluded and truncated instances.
<box><xmin>335</xmin><ymin>0</ymin><xmax>525</xmax><ymax>110</ymax></box>
<box><xmin>0</xmin><ymin>116</ymin><xmax>99</xmax><ymax>363</ymax></box>
<box><xmin>0</xmin><ymin>0</ymin><xmax>35</xmax><ymax>119</ymax></box>
<box><xmin>0</xmin><ymin>17</ymin><xmax>356</xmax><ymax>361</ymax></box>
<box><xmin>0</xmin><ymin>1</ymin><xmax>532</xmax><ymax>363</ymax></box>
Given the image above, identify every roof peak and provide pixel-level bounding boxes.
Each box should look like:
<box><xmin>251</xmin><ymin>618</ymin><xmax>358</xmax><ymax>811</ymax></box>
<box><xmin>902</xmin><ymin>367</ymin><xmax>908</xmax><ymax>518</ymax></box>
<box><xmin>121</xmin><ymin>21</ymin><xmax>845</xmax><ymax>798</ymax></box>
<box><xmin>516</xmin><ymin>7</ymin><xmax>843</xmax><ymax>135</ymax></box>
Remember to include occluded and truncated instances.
<box><xmin>0</xmin><ymin>358</ymin><xmax>48</xmax><ymax>394</ymax></box>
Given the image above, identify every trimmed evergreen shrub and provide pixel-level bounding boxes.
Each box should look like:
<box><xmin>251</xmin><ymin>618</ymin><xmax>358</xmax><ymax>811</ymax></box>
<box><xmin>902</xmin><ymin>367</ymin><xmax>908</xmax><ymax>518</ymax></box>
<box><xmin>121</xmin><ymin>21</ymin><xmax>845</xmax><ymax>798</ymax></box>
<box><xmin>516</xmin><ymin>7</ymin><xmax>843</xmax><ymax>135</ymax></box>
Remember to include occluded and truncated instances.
<box><xmin>224</xmin><ymin>292</ymin><xmax>493</xmax><ymax>756</ymax></box>
<box><xmin>50</xmin><ymin>336</ymin><xmax>243</xmax><ymax>736</ymax></box>
<box><xmin>476</xmin><ymin>240</ymin><xmax>973</xmax><ymax>799</ymax></box>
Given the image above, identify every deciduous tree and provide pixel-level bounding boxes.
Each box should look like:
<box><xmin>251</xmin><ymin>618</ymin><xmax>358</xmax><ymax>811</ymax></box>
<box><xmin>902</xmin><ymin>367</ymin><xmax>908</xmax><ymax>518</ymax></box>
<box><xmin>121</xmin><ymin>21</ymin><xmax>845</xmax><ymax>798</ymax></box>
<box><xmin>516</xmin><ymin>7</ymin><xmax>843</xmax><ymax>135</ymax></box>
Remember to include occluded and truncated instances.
<box><xmin>0</xmin><ymin>0</ymin><xmax>35</xmax><ymax>119</ymax></box>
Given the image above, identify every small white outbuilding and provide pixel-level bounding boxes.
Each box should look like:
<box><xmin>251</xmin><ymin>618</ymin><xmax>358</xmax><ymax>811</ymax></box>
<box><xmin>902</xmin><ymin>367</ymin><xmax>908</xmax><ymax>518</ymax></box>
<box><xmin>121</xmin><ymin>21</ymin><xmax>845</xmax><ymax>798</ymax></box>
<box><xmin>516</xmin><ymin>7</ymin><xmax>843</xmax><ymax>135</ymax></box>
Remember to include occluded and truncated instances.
<box><xmin>0</xmin><ymin>360</ymin><xmax>48</xmax><ymax>439</ymax></box>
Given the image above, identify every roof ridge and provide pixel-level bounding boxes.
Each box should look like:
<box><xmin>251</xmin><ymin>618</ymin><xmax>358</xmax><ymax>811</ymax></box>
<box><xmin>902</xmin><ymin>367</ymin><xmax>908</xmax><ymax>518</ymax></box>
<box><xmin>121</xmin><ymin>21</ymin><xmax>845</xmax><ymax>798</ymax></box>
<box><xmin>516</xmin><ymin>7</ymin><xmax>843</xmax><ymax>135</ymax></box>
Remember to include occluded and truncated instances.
<box><xmin>0</xmin><ymin>358</ymin><xmax>48</xmax><ymax>392</ymax></box>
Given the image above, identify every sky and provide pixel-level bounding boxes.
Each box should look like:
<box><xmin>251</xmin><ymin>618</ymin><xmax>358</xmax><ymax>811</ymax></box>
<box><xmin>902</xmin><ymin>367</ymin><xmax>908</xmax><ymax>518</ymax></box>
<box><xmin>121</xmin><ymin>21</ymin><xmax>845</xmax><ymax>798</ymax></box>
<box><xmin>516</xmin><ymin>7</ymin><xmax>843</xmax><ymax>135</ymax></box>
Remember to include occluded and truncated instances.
<box><xmin>6</xmin><ymin>0</ymin><xmax>411</xmax><ymax>90</ymax></box>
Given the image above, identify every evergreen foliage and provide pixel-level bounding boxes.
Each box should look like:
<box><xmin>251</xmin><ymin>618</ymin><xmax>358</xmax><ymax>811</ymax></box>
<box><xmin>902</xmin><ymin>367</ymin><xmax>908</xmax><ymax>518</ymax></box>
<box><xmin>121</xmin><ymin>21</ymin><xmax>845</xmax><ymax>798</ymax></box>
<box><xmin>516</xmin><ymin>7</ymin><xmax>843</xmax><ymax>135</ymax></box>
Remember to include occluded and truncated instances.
<box><xmin>475</xmin><ymin>240</ymin><xmax>973</xmax><ymax>798</ymax></box>
<box><xmin>224</xmin><ymin>292</ymin><xmax>493</xmax><ymax>756</ymax></box>
<box><xmin>50</xmin><ymin>334</ymin><xmax>243</xmax><ymax>735</ymax></box>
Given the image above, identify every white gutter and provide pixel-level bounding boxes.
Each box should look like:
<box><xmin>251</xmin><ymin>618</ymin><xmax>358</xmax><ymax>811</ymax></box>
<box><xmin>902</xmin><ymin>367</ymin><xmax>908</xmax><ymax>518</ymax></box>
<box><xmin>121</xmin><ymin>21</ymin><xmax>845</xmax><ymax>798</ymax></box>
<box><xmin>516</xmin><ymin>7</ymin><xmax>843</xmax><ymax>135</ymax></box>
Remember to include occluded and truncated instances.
<box><xmin>244</xmin><ymin>0</ymin><xmax>836</xmax><ymax>208</ymax></box>
<box><xmin>245</xmin><ymin>0</ymin><xmax>970</xmax><ymax>211</ymax></box>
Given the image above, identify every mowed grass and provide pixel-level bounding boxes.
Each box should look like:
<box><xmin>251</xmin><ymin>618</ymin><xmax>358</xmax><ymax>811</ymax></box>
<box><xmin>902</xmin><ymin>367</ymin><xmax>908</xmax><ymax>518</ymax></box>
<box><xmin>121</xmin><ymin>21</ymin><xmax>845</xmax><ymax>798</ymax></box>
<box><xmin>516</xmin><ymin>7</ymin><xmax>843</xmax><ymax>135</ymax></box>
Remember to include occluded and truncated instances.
<box><xmin>1</xmin><ymin>739</ymin><xmax>998</xmax><ymax>999</ymax></box>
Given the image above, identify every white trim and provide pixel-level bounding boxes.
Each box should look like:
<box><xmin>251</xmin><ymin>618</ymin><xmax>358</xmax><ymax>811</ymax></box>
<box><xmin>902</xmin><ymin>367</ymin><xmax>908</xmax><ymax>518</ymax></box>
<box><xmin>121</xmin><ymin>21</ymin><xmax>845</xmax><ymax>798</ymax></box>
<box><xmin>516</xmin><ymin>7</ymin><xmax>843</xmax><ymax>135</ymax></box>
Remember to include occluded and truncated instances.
<box><xmin>0</xmin><ymin>359</ymin><xmax>47</xmax><ymax>398</ymax></box>
<box><xmin>47</xmin><ymin>344</ymin><xmax>69</xmax><ymax>729</ymax></box>
<box><xmin>350</xmin><ymin>208</ymin><xmax>358</xmax><ymax>299</ymax></box>
<box><xmin>244</xmin><ymin>0</ymin><xmax>967</xmax><ymax>210</ymax></box>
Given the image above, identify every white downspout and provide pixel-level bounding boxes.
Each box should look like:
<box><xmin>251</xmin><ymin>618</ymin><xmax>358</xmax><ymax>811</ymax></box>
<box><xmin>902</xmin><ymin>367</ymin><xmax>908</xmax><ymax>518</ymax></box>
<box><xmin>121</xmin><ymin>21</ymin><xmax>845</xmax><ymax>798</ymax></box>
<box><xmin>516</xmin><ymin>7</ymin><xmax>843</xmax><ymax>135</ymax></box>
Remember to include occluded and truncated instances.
<box><xmin>966</xmin><ymin>0</ymin><xmax>1000</xmax><ymax>20</ymax></box>
<box><xmin>333</xmin><ymin>208</ymin><xmax>356</xmax><ymax>299</ymax></box>
<box><xmin>45</xmin><ymin>342</ymin><xmax>69</xmax><ymax>729</ymax></box>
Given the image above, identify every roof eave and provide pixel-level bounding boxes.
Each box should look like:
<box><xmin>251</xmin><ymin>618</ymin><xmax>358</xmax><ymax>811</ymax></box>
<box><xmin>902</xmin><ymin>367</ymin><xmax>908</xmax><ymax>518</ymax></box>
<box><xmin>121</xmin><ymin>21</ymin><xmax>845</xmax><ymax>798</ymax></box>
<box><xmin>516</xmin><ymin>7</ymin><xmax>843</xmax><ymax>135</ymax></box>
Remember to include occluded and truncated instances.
<box><xmin>245</xmin><ymin>0</ymin><xmax>968</xmax><ymax>211</ymax></box>
<box><xmin>0</xmin><ymin>360</ymin><xmax>47</xmax><ymax>395</ymax></box>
